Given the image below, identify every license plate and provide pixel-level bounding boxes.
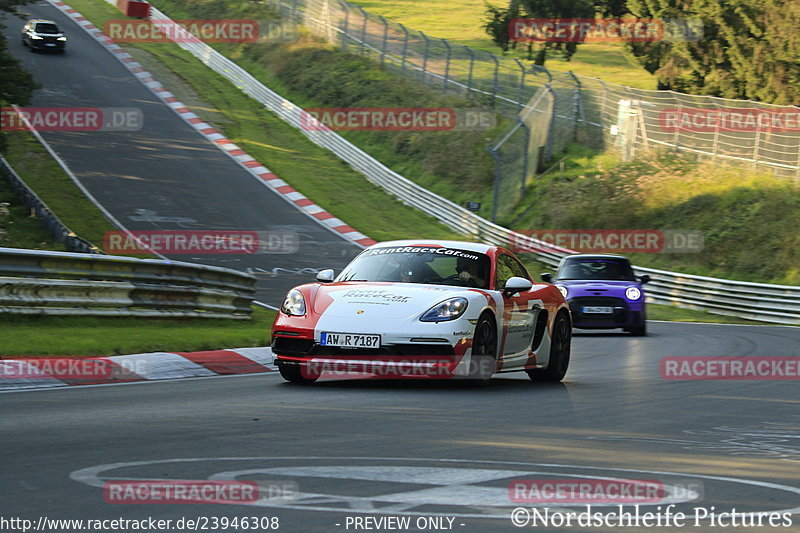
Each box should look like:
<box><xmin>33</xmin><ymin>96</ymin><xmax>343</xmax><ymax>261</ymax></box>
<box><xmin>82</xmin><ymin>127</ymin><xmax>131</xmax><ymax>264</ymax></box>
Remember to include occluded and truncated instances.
<box><xmin>582</xmin><ymin>306</ymin><xmax>613</xmax><ymax>314</ymax></box>
<box><xmin>320</xmin><ymin>332</ymin><xmax>381</xmax><ymax>348</ymax></box>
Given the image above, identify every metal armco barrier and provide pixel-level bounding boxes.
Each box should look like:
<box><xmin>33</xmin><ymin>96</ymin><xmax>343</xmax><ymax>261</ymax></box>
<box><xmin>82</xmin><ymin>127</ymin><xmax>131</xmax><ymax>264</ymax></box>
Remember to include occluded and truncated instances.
<box><xmin>0</xmin><ymin>156</ymin><xmax>100</xmax><ymax>254</ymax></box>
<box><xmin>0</xmin><ymin>248</ymin><xmax>256</xmax><ymax>318</ymax></box>
<box><xmin>90</xmin><ymin>1</ymin><xmax>800</xmax><ymax>325</ymax></box>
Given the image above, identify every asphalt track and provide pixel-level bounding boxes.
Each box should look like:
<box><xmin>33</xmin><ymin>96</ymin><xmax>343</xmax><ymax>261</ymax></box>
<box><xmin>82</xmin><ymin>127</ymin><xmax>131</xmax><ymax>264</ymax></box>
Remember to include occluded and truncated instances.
<box><xmin>2</xmin><ymin>1</ymin><xmax>362</xmax><ymax>306</ymax></box>
<box><xmin>2</xmin><ymin>323</ymin><xmax>800</xmax><ymax>532</ymax></box>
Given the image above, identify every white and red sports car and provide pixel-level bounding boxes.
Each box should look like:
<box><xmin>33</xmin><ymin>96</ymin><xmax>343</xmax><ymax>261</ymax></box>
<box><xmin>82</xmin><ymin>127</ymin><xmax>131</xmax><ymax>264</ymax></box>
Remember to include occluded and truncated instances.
<box><xmin>271</xmin><ymin>240</ymin><xmax>571</xmax><ymax>384</ymax></box>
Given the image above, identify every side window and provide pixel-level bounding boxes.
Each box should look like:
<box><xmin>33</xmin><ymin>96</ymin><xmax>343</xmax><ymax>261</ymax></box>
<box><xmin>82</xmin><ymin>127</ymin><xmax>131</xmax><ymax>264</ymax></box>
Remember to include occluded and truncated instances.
<box><xmin>494</xmin><ymin>255</ymin><xmax>529</xmax><ymax>289</ymax></box>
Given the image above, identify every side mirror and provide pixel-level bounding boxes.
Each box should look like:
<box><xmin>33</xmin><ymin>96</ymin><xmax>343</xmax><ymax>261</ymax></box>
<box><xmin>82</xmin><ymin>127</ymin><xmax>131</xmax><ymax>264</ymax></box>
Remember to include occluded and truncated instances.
<box><xmin>541</xmin><ymin>273</ymin><xmax>553</xmax><ymax>283</ymax></box>
<box><xmin>316</xmin><ymin>269</ymin><xmax>335</xmax><ymax>283</ymax></box>
<box><xmin>639</xmin><ymin>274</ymin><xmax>651</xmax><ymax>284</ymax></box>
<box><xmin>503</xmin><ymin>276</ymin><xmax>533</xmax><ymax>297</ymax></box>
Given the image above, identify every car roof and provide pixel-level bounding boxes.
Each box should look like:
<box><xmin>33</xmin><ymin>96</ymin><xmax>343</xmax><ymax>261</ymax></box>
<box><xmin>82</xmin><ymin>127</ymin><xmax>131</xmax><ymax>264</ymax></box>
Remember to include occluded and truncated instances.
<box><xmin>28</xmin><ymin>19</ymin><xmax>58</xmax><ymax>24</ymax></box>
<box><xmin>561</xmin><ymin>254</ymin><xmax>630</xmax><ymax>261</ymax></box>
<box><xmin>369</xmin><ymin>240</ymin><xmax>494</xmax><ymax>254</ymax></box>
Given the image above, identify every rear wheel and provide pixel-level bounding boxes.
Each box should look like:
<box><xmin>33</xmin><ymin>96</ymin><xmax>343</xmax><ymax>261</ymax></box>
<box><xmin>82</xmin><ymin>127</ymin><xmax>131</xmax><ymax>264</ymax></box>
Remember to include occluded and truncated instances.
<box><xmin>527</xmin><ymin>311</ymin><xmax>571</xmax><ymax>382</ymax></box>
<box><xmin>466</xmin><ymin>313</ymin><xmax>497</xmax><ymax>385</ymax></box>
<box><xmin>278</xmin><ymin>362</ymin><xmax>318</xmax><ymax>384</ymax></box>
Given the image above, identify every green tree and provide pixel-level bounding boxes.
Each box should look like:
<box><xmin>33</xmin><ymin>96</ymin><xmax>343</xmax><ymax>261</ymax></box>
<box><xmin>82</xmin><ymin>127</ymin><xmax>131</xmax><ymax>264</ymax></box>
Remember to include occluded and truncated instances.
<box><xmin>0</xmin><ymin>0</ymin><xmax>39</xmax><ymax>151</ymax></box>
<box><xmin>484</xmin><ymin>0</ymin><xmax>595</xmax><ymax>65</ymax></box>
<box><xmin>624</xmin><ymin>0</ymin><xmax>800</xmax><ymax>104</ymax></box>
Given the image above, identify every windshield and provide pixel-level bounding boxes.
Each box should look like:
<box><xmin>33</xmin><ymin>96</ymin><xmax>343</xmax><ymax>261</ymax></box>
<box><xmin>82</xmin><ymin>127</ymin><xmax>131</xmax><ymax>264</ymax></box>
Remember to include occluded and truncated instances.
<box><xmin>35</xmin><ymin>23</ymin><xmax>60</xmax><ymax>34</ymax></box>
<box><xmin>556</xmin><ymin>258</ymin><xmax>636</xmax><ymax>282</ymax></box>
<box><xmin>337</xmin><ymin>245</ymin><xmax>491</xmax><ymax>289</ymax></box>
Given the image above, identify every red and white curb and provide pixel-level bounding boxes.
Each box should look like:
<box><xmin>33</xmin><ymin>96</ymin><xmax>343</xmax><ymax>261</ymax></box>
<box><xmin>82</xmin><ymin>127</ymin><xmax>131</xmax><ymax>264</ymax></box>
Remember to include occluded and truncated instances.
<box><xmin>48</xmin><ymin>0</ymin><xmax>376</xmax><ymax>249</ymax></box>
<box><xmin>0</xmin><ymin>347</ymin><xmax>276</xmax><ymax>391</ymax></box>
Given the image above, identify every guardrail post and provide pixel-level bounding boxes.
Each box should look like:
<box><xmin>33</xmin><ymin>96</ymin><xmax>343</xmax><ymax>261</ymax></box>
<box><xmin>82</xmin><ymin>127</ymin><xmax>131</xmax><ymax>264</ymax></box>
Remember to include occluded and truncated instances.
<box><xmin>441</xmin><ymin>38</ymin><xmax>452</xmax><ymax>91</ymax></box>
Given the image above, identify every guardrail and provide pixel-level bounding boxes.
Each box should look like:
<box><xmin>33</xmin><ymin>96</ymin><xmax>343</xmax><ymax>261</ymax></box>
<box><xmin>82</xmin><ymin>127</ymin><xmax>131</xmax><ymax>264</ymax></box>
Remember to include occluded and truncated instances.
<box><xmin>89</xmin><ymin>2</ymin><xmax>800</xmax><ymax>325</ymax></box>
<box><xmin>0</xmin><ymin>247</ymin><xmax>257</xmax><ymax>318</ymax></box>
<box><xmin>0</xmin><ymin>155</ymin><xmax>100</xmax><ymax>254</ymax></box>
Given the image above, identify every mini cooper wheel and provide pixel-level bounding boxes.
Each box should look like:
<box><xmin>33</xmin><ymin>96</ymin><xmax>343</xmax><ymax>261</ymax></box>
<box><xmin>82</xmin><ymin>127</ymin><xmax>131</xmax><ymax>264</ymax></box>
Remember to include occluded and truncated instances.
<box><xmin>528</xmin><ymin>311</ymin><xmax>571</xmax><ymax>383</ymax></box>
<box><xmin>278</xmin><ymin>362</ymin><xmax>318</xmax><ymax>384</ymax></box>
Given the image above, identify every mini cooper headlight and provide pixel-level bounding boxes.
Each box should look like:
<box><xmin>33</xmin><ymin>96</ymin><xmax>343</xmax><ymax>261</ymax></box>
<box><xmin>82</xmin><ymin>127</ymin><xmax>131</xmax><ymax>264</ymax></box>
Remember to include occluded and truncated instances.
<box><xmin>626</xmin><ymin>287</ymin><xmax>642</xmax><ymax>300</ymax></box>
<box><xmin>555</xmin><ymin>284</ymin><xmax>568</xmax><ymax>299</ymax></box>
<box><xmin>281</xmin><ymin>289</ymin><xmax>306</xmax><ymax>316</ymax></box>
<box><xmin>420</xmin><ymin>297</ymin><xmax>468</xmax><ymax>322</ymax></box>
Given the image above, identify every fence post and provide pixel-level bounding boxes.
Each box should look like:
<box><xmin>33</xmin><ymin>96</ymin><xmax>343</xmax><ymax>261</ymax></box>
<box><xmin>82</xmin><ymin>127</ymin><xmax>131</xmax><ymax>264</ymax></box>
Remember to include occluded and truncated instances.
<box><xmin>490</xmin><ymin>53</ymin><xmax>500</xmax><ymax>107</ymax></box>
<box><xmin>487</xmin><ymin>146</ymin><xmax>502</xmax><ymax>223</ymax></box>
<box><xmin>544</xmin><ymin>85</ymin><xmax>556</xmax><ymax>162</ymax></box>
<box><xmin>399</xmin><ymin>23</ymin><xmax>410</xmax><ymax>73</ymax></box>
<box><xmin>567</xmin><ymin>71</ymin><xmax>583</xmax><ymax>142</ymax></box>
<box><xmin>441</xmin><ymin>38</ymin><xmax>452</xmax><ymax>91</ymax></box>
<box><xmin>377</xmin><ymin>15</ymin><xmax>389</xmax><ymax>65</ymax></box>
<box><xmin>465</xmin><ymin>46</ymin><xmax>475</xmax><ymax>95</ymax></box>
<box><xmin>514</xmin><ymin>59</ymin><xmax>526</xmax><ymax>114</ymax></box>
<box><xmin>420</xmin><ymin>32</ymin><xmax>431</xmax><ymax>83</ymax></box>
<box><xmin>752</xmin><ymin>126</ymin><xmax>762</xmax><ymax>171</ymax></box>
<box><xmin>340</xmin><ymin>1</ymin><xmax>350</xmax><ymax>51</ymax></box>
<box><xmin>357</xmin><ymin>5</ymin><xmax>369</xmax><ymax>54</ymax></box>
<box><xmin>519</xmin><ymin>117</ymin><xmax>530</xmax><ymax>199</ymax></box>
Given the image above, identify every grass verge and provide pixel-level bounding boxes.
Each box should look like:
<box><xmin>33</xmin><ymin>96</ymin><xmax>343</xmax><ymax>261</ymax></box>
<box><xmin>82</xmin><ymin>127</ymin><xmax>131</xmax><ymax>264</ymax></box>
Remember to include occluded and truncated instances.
<box><xmin>1</xmin><ymin>131</ymin><xmax>119</xmax><ymax>247</ymax></box>
<box><xmin>0</xmin><ymin>172</ymin><xmax>64</xmax><ymax>250</ymax></box>
<box><xmin>0</xmin><ymin>307</ymin><xmax>276</xmax><ymax>356</ymax></box>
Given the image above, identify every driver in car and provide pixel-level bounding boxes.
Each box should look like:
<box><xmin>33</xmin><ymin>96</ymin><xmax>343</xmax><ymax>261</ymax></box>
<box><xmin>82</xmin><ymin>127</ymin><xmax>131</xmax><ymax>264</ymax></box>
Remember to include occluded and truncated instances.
<box><xmin>455</xmin><ymin>257</ymin><xmax>486</xmax><ymax>288</ymax></box>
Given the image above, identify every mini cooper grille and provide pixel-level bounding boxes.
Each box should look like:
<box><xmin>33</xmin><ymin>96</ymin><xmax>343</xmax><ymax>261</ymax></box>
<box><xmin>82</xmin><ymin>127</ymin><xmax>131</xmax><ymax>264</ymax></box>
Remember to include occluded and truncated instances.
<box><xmin>569</xmin><ymin>296</ymin><xmax>628</xmax><ymax>325</ymax></box>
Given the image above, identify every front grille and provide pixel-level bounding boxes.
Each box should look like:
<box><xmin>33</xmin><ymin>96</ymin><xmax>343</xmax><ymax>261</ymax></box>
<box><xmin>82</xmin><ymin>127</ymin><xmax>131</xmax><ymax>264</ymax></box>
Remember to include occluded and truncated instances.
<box><xmin>271</xmin><ymin>336</ymin><xmax>315</xmax><ymax>356</ymax></box>
<box><xmin>311</xmin><ymin>344</ymin><xmax>455</xmax><ymax>357</ymax></box>
<box><xmin>569</xmin><ymin>296</ymin><xmax>628</xmax><ymax>325</ymax></box>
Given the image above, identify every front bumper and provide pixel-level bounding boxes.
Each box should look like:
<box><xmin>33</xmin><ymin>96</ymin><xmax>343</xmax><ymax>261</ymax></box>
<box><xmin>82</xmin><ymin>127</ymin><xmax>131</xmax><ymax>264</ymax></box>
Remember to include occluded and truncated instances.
<box><xmin>568</xmin><ymin>296</ymin><xmax>644</xmax><ymax>329</ymax></box>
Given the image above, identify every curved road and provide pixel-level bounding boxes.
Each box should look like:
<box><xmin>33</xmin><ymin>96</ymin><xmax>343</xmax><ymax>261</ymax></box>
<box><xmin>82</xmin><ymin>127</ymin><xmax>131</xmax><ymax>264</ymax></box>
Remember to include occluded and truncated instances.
<box><xmin>2</xmin><ymin>322</ymin><xmax>800</xmax><ymax>532</ymax></box>
<box><xmin>2</xmin><ymin>1</ymin><xmax>362</xmax><ymax>305</ymax></box>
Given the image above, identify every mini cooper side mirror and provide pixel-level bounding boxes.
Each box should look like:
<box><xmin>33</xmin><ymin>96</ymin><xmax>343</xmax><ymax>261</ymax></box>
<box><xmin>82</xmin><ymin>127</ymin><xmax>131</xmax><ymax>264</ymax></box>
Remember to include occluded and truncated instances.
<box><xmin>639</xmin><ymin>274</ymin><xmax>651</xmax><ymax>284</ymax></box>
<box><xmin>316</xmin><ymin>269</ymin><xmax>335</xmax><ymax>283</ymax></box>
<box><xmin>503</xmin><ymin>276</ymin><xmax>533</xmax><ymax>297</ymax></box>
<box><xmin>540</xmin><ymin>273</ymin><xmax>553</xmax><ymax>283</ymax></box>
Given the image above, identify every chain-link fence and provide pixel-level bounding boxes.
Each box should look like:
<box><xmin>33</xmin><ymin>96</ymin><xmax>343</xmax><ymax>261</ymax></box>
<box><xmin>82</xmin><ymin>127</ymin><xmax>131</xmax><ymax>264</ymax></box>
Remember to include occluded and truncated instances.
<box><xmin>266</xmin><ymin>0</ymin><xmax>800</xmax><ymax>217</ymax></box>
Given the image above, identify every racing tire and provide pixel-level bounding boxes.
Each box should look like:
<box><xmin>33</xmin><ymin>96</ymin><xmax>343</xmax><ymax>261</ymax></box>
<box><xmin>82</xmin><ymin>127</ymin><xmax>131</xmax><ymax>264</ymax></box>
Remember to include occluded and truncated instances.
<box><xmin>527</xmin><ymin>311</ymin><xmax>571</xmax><ymax>383</ymax></box>
<box><xmin>465</xmin><ymin>313</ymin><xmax>497</xmax><ymax>386</ymax></box>
<box><xmin>278</xmin><ymin>362</ymin><xmax>318</xmax><ymax>384</ymax></box>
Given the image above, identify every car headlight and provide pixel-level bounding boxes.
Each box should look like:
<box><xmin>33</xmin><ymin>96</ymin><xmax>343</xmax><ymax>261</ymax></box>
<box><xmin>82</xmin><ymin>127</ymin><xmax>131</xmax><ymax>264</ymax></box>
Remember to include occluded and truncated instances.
<box><xmin>555</xmin><ymin>284</ymin><xmax>568</xmax><ymax>299</ymax></box>
<box><xmin>281</xmin><ymin>289</ymin><xmax>306</xmax><ymax>316</ymax></box>
<box><xmin>420</xmin><ymin>297</ymin><xmax>468</xmax><ymax>322</ymax></box>
<box><xmin>31</xmin><ymin>34</ymin><xmax>43</xmax><ymax>39</ymax></box>
<box><xmin>57</xmin><ymin>36</ymin><xmax>67</xmax><ymax>41</ymax></box>
<box><xmin>626</xmin><ymin>287</ymin><xmax>642</xmax><ymax>300</ymax></box>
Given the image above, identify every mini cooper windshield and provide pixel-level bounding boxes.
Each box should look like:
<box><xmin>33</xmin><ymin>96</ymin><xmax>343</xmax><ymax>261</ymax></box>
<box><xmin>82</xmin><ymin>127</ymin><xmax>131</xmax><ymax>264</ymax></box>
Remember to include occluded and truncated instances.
<box><xmin>557</xmin><ymin>257</ymin><xmax>637</xmax><ymax>281</ymax></box>
<box><xmin>337</xmin><ymin>245</ymin><xmax>491</xmax><ymax>289</ymax></box>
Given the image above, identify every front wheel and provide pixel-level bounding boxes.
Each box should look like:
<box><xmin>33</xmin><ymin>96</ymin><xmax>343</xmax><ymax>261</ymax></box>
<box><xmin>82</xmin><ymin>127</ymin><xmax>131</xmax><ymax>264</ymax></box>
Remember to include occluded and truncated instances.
<box><xmin>527</xmin><ymin>311</ymin><xmax>571</xmax><ymax>382</ymax></box>
<box><xmin>278</xmin><ymin>362</ymin><xmax>318</xmax><ymax>384</ymax></box>
<box><xmin>465</xmin><ymin>313</ymin><xmax>497</xmax><ymax>385</ymax></box>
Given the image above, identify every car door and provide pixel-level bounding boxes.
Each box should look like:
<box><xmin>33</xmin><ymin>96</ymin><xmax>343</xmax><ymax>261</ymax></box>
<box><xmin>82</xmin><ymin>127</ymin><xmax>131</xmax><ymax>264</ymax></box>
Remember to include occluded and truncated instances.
<box><xmin>494</xmin><ymin>254</ymin><xmax>540</xmax><ymax>361</ymax></box>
